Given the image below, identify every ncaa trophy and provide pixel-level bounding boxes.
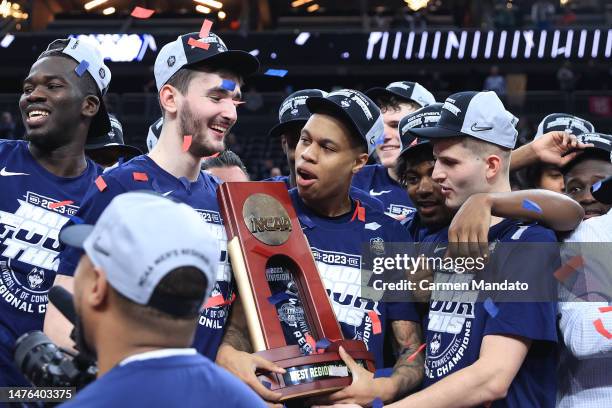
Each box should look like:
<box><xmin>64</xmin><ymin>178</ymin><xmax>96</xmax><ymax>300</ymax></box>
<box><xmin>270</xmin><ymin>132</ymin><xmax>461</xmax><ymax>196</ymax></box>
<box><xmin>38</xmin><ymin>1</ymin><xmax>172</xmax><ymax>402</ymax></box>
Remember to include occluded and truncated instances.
<box><xmin>217</xmin><ymin>182</ymin><xmax>375</xmax><ymax>401</ymax></box>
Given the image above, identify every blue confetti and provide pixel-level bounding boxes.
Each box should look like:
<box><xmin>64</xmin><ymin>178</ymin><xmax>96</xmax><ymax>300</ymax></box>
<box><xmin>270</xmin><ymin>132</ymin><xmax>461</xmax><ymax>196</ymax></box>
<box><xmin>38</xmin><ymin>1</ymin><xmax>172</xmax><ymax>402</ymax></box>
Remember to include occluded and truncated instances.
<box><xmin>265</xmin><ymin>69</ymin><xmax>288</xmax><ymax>77</ymax></box>
<box><xmin>261</xmin><ymin>380</ymin><xmax>271</xmax><ymax>389</ymax></box>
<box><xmin>372</xmin><ymin>397</ymin><xmax>384</xmax><ymax>408</ymax></box>
<box><xmin>592</xmin><ymin>180</ymin><xmax>602</xmax><ymax>193</ymax></box>
<box><xmin>117</xmin><ymin>156</ymin><xmax>125</xmax><ymax>165</ymax></box>
<box><xmin>315</xmin><ymin>338</ymin><xmax>331</xmax><ymax>351</ymax></box>
<box><xmin>75</xmin><ymin>60</ymin><xmax>89</xmax><ymax>77</ymax></box>
<box><xmin>522</xmin><ymin>199</ymin><xmax>542</xmax><ymax>214</ymax></box>
<box><xmin>373</xmin><ymin>367</ymin><xmax>393</xmax><ymax>378</ymax></box>
<box><xmin>484</xmin><ymin>297</ymin><xmax>499</xmax><ymax>318</ymax></box>
<box><xmin>69</xmin><ymin>215</ymin><xmax>84</xmax><ymax>225</ymax></box>
<box><xmin>221</xmin><ymin>79</ymin><xmax>236</xmax><ymax>91</ymax></box>
<box><xmin>267</xmin><ymin>292</ymin><xmax>290</xmax><ymax>305</ymax></box>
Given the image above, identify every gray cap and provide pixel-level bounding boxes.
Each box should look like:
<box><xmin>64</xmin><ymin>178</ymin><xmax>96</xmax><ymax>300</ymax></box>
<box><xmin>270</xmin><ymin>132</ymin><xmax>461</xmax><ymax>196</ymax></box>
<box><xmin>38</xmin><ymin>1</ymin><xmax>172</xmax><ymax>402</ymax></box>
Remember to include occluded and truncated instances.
<box><xmin>535</xmin><ymin>113</ymin><xmax>595</xmax><ymax>139</ymax></box>
<box><xmin>410</xmin><ymin>91</ymin><xmax>519</xmax><ymax>149</ymax></box>
<box><xmin>60</xmin><ymin>192</ymin><xmax>218</xmax><ymax>315</ymax></box>
<box><xmin>366</xmin><ymin>81</ymin><xmax>436</xmax><ymax>108</ymax></box>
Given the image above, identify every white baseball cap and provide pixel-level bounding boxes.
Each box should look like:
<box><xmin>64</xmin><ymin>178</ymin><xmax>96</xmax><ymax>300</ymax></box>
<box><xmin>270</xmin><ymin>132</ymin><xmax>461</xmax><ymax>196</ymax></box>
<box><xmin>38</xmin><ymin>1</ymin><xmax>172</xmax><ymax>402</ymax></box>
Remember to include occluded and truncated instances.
<box><xmin>60</xmin><ymin>192</ymin><xmax>218</xmax><ymax>316</ymax></box>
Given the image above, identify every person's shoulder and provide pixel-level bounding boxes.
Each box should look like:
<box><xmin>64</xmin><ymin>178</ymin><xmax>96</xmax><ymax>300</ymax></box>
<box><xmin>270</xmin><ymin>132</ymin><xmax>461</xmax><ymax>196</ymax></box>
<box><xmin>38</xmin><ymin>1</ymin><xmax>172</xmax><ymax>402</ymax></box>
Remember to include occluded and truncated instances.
<box><xmin>352</xmin><ymin>164</ymin><xmax>379</xmax><ymax>184</ymax></box>
<box><xmin>499</xmin><ymin>220</ymin><xmax>557</xmax><ymax>243</ymax></box>
<box><xmin>566</xmin><ymin>211</ymin><xmax>612</xmax><ymax>242</ymax></box>
<box><xmin>196</xmin><ymin>358</ymin><xmax>267</xmax><ymax>405</ymax></box>
<box><xmin>0</xmin><ymin>139</ymin><xmax>26</xmax><ymax>155</ymax></box>
<box><xmin>200</xmin><ymin>169</ymin><xmax>223</xmax><ymax>188</ymax></box>
<box><xmin>363</xmin><ymin>205</ymin><xmax>413</xmax><ymax>241</ymax></box>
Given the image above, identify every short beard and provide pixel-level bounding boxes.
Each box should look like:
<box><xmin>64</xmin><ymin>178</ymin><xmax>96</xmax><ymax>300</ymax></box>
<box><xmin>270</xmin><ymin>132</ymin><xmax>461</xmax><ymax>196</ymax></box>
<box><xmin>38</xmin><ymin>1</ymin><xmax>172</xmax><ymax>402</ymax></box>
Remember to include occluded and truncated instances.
<box><xmin>179</xmin><ymin>101</ymin><xmax>225</xmax><ymax>157</ymax></box>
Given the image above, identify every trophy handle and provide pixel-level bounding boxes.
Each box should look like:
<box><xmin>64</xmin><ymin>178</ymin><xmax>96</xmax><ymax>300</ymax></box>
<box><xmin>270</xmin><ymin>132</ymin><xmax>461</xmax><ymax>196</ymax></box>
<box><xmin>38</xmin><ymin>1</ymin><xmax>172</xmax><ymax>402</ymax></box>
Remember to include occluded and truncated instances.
<box><xmin>227</xmin><ymin>237</ymin><xmax>267</xmax><ymax>352</ymax></box>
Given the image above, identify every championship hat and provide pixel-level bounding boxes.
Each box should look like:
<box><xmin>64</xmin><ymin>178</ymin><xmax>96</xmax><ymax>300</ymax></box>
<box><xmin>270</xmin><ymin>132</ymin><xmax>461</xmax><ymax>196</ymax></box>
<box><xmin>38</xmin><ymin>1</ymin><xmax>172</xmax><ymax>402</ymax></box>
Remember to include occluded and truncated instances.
<box><xmin>535</xmin><ymin>113</ymin><xmax>595</xmax><ymax>139</ymax></box>
<box><xmin>409</xmin><ymin>91</ymin><xmax>519</xmax><ymax>149</ymax></box>
<box><xmin>398</xmin><ymin>103</ymin><xmax>443</xmax><ymax>158</ymax></box>
<box><xmin>366</xmin><ymin>81</ymin><xmax>436</xmax><ymax>109</ymax></box>
<box><xmin>60</xmin><ymin>192</ymin><xmax>219</xmax><ymax>317</ymax></box>
<box><xmin>85</xmin><ymin>114</ymin><xmax>142</xmax><ymax>162</ymax></box>
<box><xmin>268</xmin><ymin>89</ymin><xmax>327</xmax><ymax>139</ymax></box>
<box><xmin>306</xmin><ymin>89</ymin><xmax>384</xmax><ymax>155</ymax></box>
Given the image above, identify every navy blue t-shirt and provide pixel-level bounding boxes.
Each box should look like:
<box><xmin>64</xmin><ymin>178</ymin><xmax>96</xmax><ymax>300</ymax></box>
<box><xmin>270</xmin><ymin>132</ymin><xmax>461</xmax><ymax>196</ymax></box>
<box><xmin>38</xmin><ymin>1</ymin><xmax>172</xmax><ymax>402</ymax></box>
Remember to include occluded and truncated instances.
<box><xmin>0</xmin><ymin>140</ymin><xmax>100</xmax><ymax>387</ymax></box>
<box><xmin>265</xmin><ymin>175</ymin><xmax>386</xmax><ymax>213</ymax></box>
<box><xmin>421</xmin><ymin>219</ymin><xmax>558</xmax><ymax>407</ymax></box>
<box><xmin>58</xmin><ymin>156</ymin><xmax>233</xmax><ymax>361</ymax></box>
<box><xmin>266</xmin><ymin>188</ymin><xmax>419</xmax><ymax>367</ymax></box>
<box><xmin>59</xmin><ymin>351</ymin><xmax>266</xmax><ymax>408</ymax></box>
<box><xmin>352</xmin><ymin>164</ymin><xmax>416</xmax><ymax>219</ymax></box>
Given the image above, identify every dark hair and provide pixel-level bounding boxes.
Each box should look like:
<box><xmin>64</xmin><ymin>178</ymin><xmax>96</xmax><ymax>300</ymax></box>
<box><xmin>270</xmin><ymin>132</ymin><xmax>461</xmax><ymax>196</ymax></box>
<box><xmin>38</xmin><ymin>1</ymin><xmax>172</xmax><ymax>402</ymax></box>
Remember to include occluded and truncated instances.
<box><xmin>374</xmin><ymin>94</ymin><xmax>420</xmax><ymax>114</ymax></box>
<box><xmin>201</xmin><ymin>150</ymin><xmax>249</xmax><ymax>178</ymax></box>
<box><xmin>312</xmin><ymin>106</ymin><xmax>368</xmax><ymax>154</ymax></box>
<box><xmin>114</xmin><ymin>266</ymin><xmax>208</xmax><ymax>322</ymax></box>
<box><xmin>396</xmin><ymin>144</ymin><xmax>434</xmax><ymax>188</ymax></box>
<box><xmin>37</xmin><ymin>39</ymin><xmax>98</xmax><ymax>98</ymax></box>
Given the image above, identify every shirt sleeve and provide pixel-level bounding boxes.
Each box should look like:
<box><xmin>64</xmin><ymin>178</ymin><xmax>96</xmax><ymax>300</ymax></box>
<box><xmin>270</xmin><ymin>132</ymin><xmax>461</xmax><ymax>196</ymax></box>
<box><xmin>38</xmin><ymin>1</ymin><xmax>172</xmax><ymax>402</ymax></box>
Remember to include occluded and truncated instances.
<box><xmin>386</xmin><ymin>301</ymin><xmax>420</xmax><ymax>323</ymax></box>
<box><xmin>558</xmin><ymin>301</ymin><xmax>612</xmax><ymax>359</ymax></box>
<box><xmin>57</xmin><ymin>174</ymin><xmax>128</xmax><ymax>276</ymax></box>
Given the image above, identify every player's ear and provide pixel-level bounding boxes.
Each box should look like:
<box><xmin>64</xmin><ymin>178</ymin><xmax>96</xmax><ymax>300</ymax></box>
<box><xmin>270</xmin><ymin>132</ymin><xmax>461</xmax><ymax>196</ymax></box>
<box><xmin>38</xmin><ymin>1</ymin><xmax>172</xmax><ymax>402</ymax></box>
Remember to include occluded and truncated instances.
<box><xmin>352</xmin><ymin>152</ymin><xmax>369</xmax><ymax>174</ymax></box>
<box><xmin>159</xmin><ymin>84</ymin><xmax>179</xmax><ymax>116</ymax></box>
<box><xmin>81</xmin><ymin>95</ymin><xmax>100</xmax><ymax>120</ymax></box>
<box><xmin>485</xmin><ymin>154</ymin><xmax>503</xmax><ymax>180</ymax></box>
<box><xmin>89</xmin><ymin>265</ymin><xmax>109</xmax><ymax>309</ymax></box>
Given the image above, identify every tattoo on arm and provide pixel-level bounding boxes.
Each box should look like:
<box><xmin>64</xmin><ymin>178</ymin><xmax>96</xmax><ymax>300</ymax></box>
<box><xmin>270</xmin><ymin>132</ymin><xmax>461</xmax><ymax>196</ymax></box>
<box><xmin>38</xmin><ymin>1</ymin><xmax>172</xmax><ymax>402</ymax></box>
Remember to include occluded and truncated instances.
<box><xmin>391</xmin><ymin>320</ymin><xmax>425</xmax><ymax>398</ymax></box>
<box><xmin>221</xmin><ymin>297</ymin><xmax>253</xmax><ymax>353</ymax></box>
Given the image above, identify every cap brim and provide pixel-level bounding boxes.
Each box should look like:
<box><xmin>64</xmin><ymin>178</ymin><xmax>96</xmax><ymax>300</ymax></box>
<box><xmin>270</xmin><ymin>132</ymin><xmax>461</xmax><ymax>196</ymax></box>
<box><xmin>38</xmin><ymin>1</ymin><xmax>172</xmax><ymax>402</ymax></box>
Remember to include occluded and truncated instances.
<box><xmin>409</xmin><ymin>125</ymin><xmax>464</xmax><ymax>140</ymax></box>
<box><xmin>191</xmin><ymin>50</ymin><xmax>259</xmax><ymax>78</ymax></box>
<box><xmin>87</xmin><ymin>98</ymin><xmax>111</xmax><ymax>142</ymax></box>
<box><xmin>268</xmin><ymin>119</ymin><xmax>307</xmax><ymax>139</ymax></box>
<box><xmin>365</xmin><ymin>87</ymin><xmax>413</xmax><ymax>104</ymax></box>
<box><xmin>592</xmin><ymin>176</ymin><xmax>612</xmax><ymax>204</ymax></box>
<box><xmin>59</xmin><ymin>224</ymin><xmax>95</xmax><ymax>250</ymax></box>
<box><xmin>85</xmin><ymin>144</ymin><xmax>143</xmax><ymax>161</ymax></box>
<box><xmin>399</xmin><ymin>140</ymin><xmax>431</xmax><ymax>158</ymax></box>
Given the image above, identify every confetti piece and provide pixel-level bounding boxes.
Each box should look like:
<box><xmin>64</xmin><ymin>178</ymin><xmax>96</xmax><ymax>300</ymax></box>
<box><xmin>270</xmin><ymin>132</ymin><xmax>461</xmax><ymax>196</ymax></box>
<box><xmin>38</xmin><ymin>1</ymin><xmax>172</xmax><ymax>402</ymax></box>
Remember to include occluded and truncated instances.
<box><xmin>70</xmin><ymin>215</ymin><xmax>84</xmax><ymax>225</ymax></box>
<box><xmin>553</xmin><ymin>255</ymin><xmax>584</xmax><ymax>282</ymax></box>
<box><xmin>368</xmin><ymin>310</ymin><xmax>382</xmax><ymax>334</ymax></box>
<box><xmin>75</xmin><ymin>60</ymin><xmax>89</xmax><ymax>77</ymax></box>
<box><xmin>221</xmin><ymin>79</ymin><xmax>236</xmax><ymax>91</ymax></box>
<box><xmin>95</xmin><ymin>175</ymin><xmax>107</xmax><ymax>192</ymax></box>
<box><xmin>199</xmin><ymin>19</ymin><xmax>213</xmax><ymax>39</ymax></box>
<box><xmin>592</xmin><ymin>180</ymin><xmax>602</xmax><ymax>193</ymax></box>
<box><xmin>315</xmin><ymin>338</ymin><xmax>331</xmax><ymax>352</ymax></box>
<box><xmin>232</xmin><ymin>101</ymin><xmax>246</xmax><ymax>106</ymax></box>
<box><xmin>593</xmin><ymin>319</ymin><xmax>612</xmax><ymax>339</ymax></box>
<box><xmin>484</xmin><ymin>297</ymin><xmax>499</xmax><ymax>318</ymax></box>
<box><xmin>264</xmin><ymin>69</ymin><xmax>288</xmax><ymax>77</ymax></box>
<box><xmin>373</xmin><ymin>368</ymin><xmax>393</xmax><ymax>378</ymax></box>
<box><xmin>599</xmin><ymin>306</ymin><xmax>612</xmax><ymax>313</ymax></box>
<box><xmin>203</xmin><ymin>293</ymin><xmax>236</xmax><ymax>309</ymax></box>
<box><xmin>328</xmin><ymin>365</ymin><xmax>349</xmax><ymax>377</ymax></box>
<box><xmin>372</xmin><ymin>397</ymin><xmax>384</xmax><ymax>408</ymax></box>
<box><xmin>358</xmin><ymin>206</ymin><xmax>365</xmax><ymax>222</ymax></box>
<box><xmin>182</xmin><ymin>135</ymin><xmax>192</xmax><ymax>152</ymax></box>
<box><xmin>133</xmin><ymin>172</ymin><xmax>148</xmax><ymax>182</ymax></box>
<box><xmin>261</xmin><ymin>381</ymin><xmax>272</xmax><ymax>389</ymax></box>
<box><xmin>407</xmin><ymin>343</ymin><xmax>427</xmax><ymax>362</ymax></box>
<box><xmin>131</xmin><ymin>6</ymin><xmax>155</xmax><ymax>19</ymax></box>
<box><xmin>267</xmin><ymin>292</ymin><xmax>290</xmax><ymax>305</ymax></box>
<box><xmin>49</xmin><ymin>200</ymin><xmax>74</xmax><ymax>210</ymax></box>
<box><xmin>522</xmin><ymin>199</ymin><xmax>542</xmax><ymax>214</ymax></box>
<box><xmin>203</xmin><ymin>152</ymin><xmax>221</xmax><ymax>160</ymax></box>
<box><xmin>187</xmin><ymin>37</ymin><xmax>209</xmax><ymax>50</ymax></box>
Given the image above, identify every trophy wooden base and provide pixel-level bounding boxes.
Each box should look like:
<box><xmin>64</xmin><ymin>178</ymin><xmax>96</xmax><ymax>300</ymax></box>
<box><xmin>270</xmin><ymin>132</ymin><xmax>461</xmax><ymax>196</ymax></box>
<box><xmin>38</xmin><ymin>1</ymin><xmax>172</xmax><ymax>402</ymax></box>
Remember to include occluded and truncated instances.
<box><xmin>256</xmin><ymin>340</ymin><xmax>375</xmax><ymax>401</ymax></box>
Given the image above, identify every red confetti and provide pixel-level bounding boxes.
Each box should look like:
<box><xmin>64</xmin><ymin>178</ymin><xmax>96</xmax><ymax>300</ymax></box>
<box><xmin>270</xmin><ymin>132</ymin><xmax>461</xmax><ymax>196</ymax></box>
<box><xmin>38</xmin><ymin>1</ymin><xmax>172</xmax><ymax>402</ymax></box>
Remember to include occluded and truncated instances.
<box><xmin>49</xmin><ymin>200</ymin><xmax>74</xmax><ymax>210</ymax></box>
<box><xmin>203</xmin><ymin>293</ymin><xmax>236</xmax><ymax>309</ymax></box>
<box><xmin>407</xmin><ymin>343</ymin><xmax>427</xmax><ymax>362</ymax></box>
<box><xmin>187</xmin><ymin>37</ymin><xmax>209</xmax><ymax>51</ymax></box>
<box><xmin>599</xmin><ymin>306</ymin><xmax>612</xmax><ymax>313</ymax></box>
<box><xmin>203</xmin><ymin>152</ymin><xmax>221</xmax><ymax>160</ymax></box>
<box><xmin>130</xmin><ymin>6</ymin><xmax>155</xmax><ymax>19</ymax></box>
<box><xmin>350</xmin><ymin>201</ymin><xmax>366</xmax><ymax>222</ymax></box>
<box><xmin>182</xmin><ymin>135</ymin><xmax>193</xmax><ymax>152</ymax></box>
<box><xmin>232</xmin><ymin>101</ymin><xmax>246</xmax><ymax>106</ymax></box>
<box><xmin>593</xmin><ymin>319</ymin><xmax>612</xmax><ymax>339</ymax></box>
<box><xmin>553</xmin><ymin>255</ymin><xmax>584</xmax><ymax>282</ymax></box>
<box><xmin>368</xmin><ymin>310</ymin><xmax>381</xmax><ymax>335</ymax></box>
<box><xmin>133</xmin><ymin>172</ymin><xmax>149</xmax><ymax>182</ymax></box>
<box><xmin>95</xmin><ymin>176</ymin><xmax>107</xmax><ymax>192</ymax></box>
<box><xmin>199</xmin><ymin>19</ymin><xmax>213</xmax><ymax>39</ymax></box>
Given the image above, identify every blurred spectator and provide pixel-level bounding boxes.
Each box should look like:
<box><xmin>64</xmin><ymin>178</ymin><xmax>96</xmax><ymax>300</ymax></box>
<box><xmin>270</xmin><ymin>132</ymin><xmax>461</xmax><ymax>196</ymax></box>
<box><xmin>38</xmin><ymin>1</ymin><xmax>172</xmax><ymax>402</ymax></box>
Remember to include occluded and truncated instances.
<box><xmin>560</xmin><ymin>7</ymin><xmax>577</xmax><ymax>26</ymax></box>
<box><xmin>557</xmin><ymin>61</ymin><xmax>577</xmax><ymax>92</ymax></box>
<box><xmin>483</xmin><ymin>66</ymin><xmax>506</xmax><ymax>98</ymax></box>
<box><xmin>392</xmin><ymin>6</ymin><xmax>427</xmax><ymax>31</ymax></box>
<box><xmin>531</xmin><ymin>0</ymin><xmax>555</xmax><ymax>29</ymax></box>
<box><xmin>244</xmin><ymin>86</ymin><xmax>263</xmax><ymax>112</ymax></box>
<box><xmin>269</xmin><ymin>167</ymin><xmax>282</xmax><ymax>178</ymax></box>
<box><xmin>0</xmin><ymin>112</ymin><xmax>17</xmax><ymax>140</ymax></box>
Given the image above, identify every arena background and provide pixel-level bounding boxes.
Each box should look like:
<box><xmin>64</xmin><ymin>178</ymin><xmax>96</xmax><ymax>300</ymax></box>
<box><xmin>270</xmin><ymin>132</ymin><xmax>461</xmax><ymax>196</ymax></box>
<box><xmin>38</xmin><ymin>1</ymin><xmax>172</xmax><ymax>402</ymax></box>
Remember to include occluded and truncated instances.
<box><xmin>0</xmin><ymin>0</ymin><xmax>610</xmax><ymax>179</ymax></box>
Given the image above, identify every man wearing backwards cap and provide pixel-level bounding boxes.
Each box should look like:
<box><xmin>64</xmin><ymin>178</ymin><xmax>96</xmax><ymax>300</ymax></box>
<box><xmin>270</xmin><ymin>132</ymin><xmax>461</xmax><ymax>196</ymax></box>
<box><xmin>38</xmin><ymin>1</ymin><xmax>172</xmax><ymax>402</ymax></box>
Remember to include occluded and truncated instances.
<box><xmin>57</xmin><ymin>192</ymin><xmax>265</xmax><ymax>408</ymax></box>
<box><xmin>264</xmin><ymin>89</ymin><xmax>422</xmax><ymax>406</ymax></box>
<box><xmin>85</xmin><ymin>113</ymin><xmax>142</xmax><ymax>169</ymax></box>
<box><xmin>350</xmin><ymin>81</ymin><xmax>436</xmax><ymax>220</ymax></box>
<box><xmin>265</xmin><ymin>89</ymin><xmax>384</xmax><ymax>211</ymax></box>
<box><xmin>387</xmin><ymin>91</ymin><xmax>559</xmax><ymax>408</ymax></box>
<box><xmin>52</xmin><ymin>31</ymin><xmax>259</xmax><ymax>363</ymax></box>
<box><xmin>516</xmin><ymin>113</ymin><xmax>595</xmax><ymax>193</ymax></box>
<box><xmin>0</xmin><ymin>37</ymin><xmax>108</xmax><ymax>387</ymax></box>
<box><xmin>562</xmin><ymin>132</ymin><xmax>612</xmax><ymax>220</ymax></box>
